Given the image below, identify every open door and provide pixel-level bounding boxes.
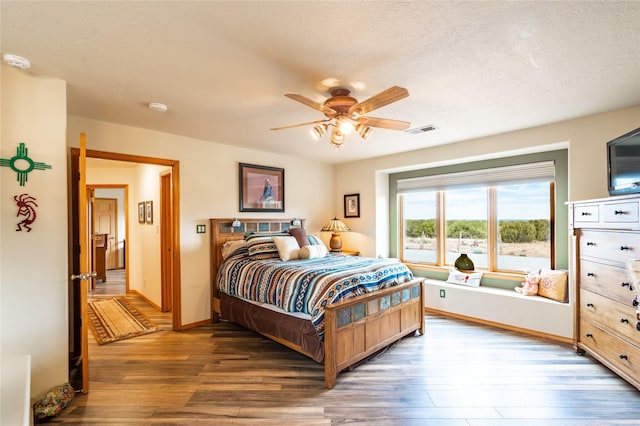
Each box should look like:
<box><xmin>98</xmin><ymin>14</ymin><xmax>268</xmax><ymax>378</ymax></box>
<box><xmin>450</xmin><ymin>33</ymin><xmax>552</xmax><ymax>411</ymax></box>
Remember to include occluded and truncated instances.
<box><xmin>68</xmin><ymin>133</ymin><xmax>93</xmax><ymax>392</ymax></box>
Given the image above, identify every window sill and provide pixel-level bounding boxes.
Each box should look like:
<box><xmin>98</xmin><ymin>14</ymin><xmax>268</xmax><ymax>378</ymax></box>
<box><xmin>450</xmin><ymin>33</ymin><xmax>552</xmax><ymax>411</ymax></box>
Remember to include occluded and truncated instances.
<box><xmin>404</xmin><ymin>262</ymin><xmax>526</xmax><ymax>282</ymax></box>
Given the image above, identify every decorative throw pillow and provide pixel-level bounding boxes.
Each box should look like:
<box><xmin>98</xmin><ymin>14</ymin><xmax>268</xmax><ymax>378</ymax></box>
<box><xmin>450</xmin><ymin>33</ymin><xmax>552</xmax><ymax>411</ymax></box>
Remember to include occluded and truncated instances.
<box><xmin>245</xmin><ymin>234</ymin><xmax>285</xmax><ymax>259</ymax></box>
<box><xmin>299</xmin><ymin>243</ymin><xmax>328</xmax><ymax>259</ymax></box>
<box><xmin>307</xmin><ymin>234</ymin><xmax>324</xmax><ymax>246</ymax></box>
<box><xmin>272</xmin><ymin>236</ymin><xmax>300</xmax><ymax>261</ymax></box>
<box><xmin>537</xmin><ymin>269</ymin><xmax>568</xmax><ymax>302</ymax></box>
<box><xmin>288</xmin><ymin>227</ymin><xmax>310</xmax><ymax>247</ymax></box>
<box><xmin>33</xmin><ymin>382</ymin><xmax>75</xmax><ymax>420</ymax></box>
<box><xmin>221</xmin><ymin>239</ymin><xmax>247</xmax><ymax>260</ymax></box>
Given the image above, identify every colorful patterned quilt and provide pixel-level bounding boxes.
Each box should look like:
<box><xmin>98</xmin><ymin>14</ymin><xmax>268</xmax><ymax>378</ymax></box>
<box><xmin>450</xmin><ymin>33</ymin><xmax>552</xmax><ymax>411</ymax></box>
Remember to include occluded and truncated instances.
<box><xmin>217</xmin><ymin>249</ymin><xmax>414</xmax><ymax>340</ymax></box>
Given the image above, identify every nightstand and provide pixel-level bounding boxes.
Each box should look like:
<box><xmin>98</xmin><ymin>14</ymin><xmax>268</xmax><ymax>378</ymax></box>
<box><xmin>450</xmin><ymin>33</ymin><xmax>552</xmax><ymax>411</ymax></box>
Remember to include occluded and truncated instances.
<box><xmin>333</xmin><ymin>250</ymin><xmax>360</xmax><ymax>256</ymax></box>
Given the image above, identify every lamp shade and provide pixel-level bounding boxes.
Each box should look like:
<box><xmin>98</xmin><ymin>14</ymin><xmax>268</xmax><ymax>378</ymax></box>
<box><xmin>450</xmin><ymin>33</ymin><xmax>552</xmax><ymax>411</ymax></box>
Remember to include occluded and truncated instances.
<box><xmin>321</xmin><ymin>218</ymin><xmax>350</xmax><ymax>233</ymax></box>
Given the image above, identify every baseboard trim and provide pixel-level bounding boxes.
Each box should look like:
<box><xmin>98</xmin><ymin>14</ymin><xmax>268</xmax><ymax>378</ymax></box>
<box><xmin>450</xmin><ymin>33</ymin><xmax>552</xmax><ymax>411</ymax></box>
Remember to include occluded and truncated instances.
<box><xmin>424</xmin><ymin>307</ymin><xmax>574</xmax><ymax>345</ymax></box>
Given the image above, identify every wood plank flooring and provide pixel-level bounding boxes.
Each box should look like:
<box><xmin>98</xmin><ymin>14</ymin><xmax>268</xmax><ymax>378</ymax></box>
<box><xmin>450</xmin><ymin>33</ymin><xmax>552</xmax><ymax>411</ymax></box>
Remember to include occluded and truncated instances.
<box><xmin>56</xmin><ymin>272</ymin><xmax>640</xmax><ymax>425</ymax></box>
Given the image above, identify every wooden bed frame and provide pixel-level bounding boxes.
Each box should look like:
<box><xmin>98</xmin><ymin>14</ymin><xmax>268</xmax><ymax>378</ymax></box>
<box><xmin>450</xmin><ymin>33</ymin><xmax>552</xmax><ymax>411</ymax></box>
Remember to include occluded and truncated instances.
<box><xmin>210</xmin><ymin>218</ymin><xmax>425</xmax><ymax>389</ymax></box>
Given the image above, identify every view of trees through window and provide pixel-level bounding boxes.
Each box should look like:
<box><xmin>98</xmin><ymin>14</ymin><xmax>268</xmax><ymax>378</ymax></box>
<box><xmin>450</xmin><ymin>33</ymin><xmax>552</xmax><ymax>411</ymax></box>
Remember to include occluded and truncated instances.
<box><xmin>401</xmin><ymin>181</ymin><xmax>552</xmax><ymax>273</ymax></box>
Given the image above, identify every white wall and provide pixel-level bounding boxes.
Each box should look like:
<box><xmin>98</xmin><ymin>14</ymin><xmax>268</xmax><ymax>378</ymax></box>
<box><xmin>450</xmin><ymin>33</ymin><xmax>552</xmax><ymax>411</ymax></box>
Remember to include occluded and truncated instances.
<box><xmin>334</xmin><ymin>105</ymin><xmax>640</xmax><ymax>257</ymax></box>
<box><xmin>1</xmin><ymin>65</ymin><xmax>68</xmax><ymax>424</ymax></box>
<box><xmin>68</xmin><ymin>116</ymin><xmax>335</xmax><ymax>326</ymax></box>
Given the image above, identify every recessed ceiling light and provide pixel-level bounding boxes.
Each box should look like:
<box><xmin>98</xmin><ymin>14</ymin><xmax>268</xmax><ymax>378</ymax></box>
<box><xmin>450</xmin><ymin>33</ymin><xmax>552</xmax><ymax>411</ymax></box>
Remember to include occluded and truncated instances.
<box><xmin>148</xmin><ymin>102</ymin><xmax>168</xmax><ymax>112</ymax></box>
<box><xmin>3</xmin><ymin>54</ymin><xmax>31</xmax><ymax>69</ymax></box>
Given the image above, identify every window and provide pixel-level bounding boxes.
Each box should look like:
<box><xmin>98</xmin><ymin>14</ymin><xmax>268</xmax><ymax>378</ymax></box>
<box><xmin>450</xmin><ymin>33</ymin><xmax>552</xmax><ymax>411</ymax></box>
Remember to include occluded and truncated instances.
<box><xmin>397</xmin><ymin>161</ymin><xmax>556</xmax><ymax>274</ymax></box>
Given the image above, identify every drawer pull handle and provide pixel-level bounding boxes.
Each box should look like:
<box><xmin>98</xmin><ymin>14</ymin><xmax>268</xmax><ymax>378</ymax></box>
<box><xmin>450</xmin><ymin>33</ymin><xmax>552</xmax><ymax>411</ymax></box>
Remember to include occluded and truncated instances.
<box><xmin>581</xmin><ymin>212</ymin><xmax>591</xmax><ymax>216</ymax></box>
<box><xmin>614</xmin><ymin>210</ymin><xmax>625</xmax><ymax>215</ymax></box>
<box><xmin>619</xmin><ymin>354</ymin><xmax>628</xmax><ymax>360</ymax></box>
<box><xmin>620</xmin><ymin>246</ymin><xmax>630</xmax><ymax>251</ymax></box>
<box><xmin>587</xmin><ymin>272</ymin><xmax>595</xmax><ymax>277</ymax></box>
<box><xmin>586</xmin><ymin>333</ymin><xmax>594</xmax><ymax>338</ymax></box>
<box><xmin>586</xmin><ymin>242</ymin><xmax>595</xmax><ymax>246</ymax></box>
<box><xmin>587</xmin><ymin>303</ymin><xmax>594</xmax><ymax>308</ymax></box>
<box><xmin>633</xmin><ymin>298</ymin><xmax>639</xmax><ymax>307</ymax></box>
<box><xmin>620</xmin><ymin>318</ymin><xmax>629</xmax><ymax>324</ymax></box>
<box><xmin>621</xmin><ymin>282</ymin><xmax>630</xmax><ymax>288</ymax></box>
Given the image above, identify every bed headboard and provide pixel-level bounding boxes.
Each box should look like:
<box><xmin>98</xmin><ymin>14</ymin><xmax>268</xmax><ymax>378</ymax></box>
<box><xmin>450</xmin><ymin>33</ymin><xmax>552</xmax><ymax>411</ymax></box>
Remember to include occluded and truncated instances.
<box><xmin>209</xmin><ymin>218</ymin><xmax>306</xmax><ymax>313</ymax></box>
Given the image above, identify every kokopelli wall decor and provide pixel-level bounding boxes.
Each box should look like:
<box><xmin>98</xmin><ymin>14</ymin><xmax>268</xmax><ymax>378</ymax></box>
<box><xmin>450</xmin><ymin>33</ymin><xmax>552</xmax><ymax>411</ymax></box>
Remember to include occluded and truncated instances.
<box><xmin>14</xmin><ymin>193</ymin><xmax>38</xmax><ymax>232</ymax></box>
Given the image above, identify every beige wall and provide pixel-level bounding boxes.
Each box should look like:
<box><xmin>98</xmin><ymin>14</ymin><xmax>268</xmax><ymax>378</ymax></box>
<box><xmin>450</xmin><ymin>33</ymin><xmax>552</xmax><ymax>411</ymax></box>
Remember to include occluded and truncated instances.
<box><xmin>68</xmin><ymin>116</ymin><xmax>335</xmax><ymax>326</ymax></box>
<box><xmin>1</xmin><ymin>65</ymin><xmax>68</xmax><ymax>424</ymax></box>
<box><xmin>334</xmin><ymin>105</ymin><xmax>640</xmax><ymax>257</ymax></box>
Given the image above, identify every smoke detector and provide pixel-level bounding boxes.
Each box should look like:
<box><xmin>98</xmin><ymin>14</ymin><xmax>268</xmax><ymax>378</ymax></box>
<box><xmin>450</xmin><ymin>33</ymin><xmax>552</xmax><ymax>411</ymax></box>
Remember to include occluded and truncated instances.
<box><xmin>148</xmin><ymin>102</ymin><xmax>168</xmax><ymax>112</ymax></box>
<box><xmin>3</xmin><ymin>54</ymin><xmax>31</xmax><ymax>70</ymax></box>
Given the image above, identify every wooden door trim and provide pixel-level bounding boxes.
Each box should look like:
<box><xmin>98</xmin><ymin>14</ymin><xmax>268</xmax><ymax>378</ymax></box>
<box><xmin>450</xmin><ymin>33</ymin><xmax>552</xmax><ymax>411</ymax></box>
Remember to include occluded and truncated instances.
<box><xmin>71</xmin><ymin>148</ymin><xmax>182</xmax><ymax>331</ymax></box>
<box><xmin>160</xmin><ymin>171</ymin><xmax>172</xmax><ymax>312</ymax></box>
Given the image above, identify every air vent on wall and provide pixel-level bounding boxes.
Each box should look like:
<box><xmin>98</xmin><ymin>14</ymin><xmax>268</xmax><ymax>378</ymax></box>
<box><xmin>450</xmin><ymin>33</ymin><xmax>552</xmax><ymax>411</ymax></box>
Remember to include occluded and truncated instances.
<box><xmin>405</xmin><ymin>124</ymin><xmax>437</xmax><ymax>135</ymax></box>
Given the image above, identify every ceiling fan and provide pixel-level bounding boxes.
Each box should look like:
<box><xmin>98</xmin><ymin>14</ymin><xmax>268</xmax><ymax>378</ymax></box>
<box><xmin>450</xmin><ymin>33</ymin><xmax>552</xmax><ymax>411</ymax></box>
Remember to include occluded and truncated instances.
<box><xmin>271</xmin><ymin>86</ymin><xmax>410</xmax><ymax>148</ymax></box>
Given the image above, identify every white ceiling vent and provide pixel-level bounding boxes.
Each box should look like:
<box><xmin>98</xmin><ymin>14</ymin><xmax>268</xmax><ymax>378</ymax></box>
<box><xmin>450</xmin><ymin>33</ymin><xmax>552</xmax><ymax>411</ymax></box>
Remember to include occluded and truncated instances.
<box><xmin>405</xmin><ymin>125</ymin><xmax>437</xmax><ymax>135</ymax></box>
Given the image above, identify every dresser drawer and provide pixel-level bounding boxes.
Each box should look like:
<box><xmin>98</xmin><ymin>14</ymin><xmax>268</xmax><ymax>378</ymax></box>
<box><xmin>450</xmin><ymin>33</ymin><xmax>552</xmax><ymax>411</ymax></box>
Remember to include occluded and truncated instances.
<box><xmin>579</xmin><ymin>320</ymin><xmax>640</xmax><ymax>382</ymax></box>
<box><xmin>580</xmin><ymin>289</ymin><xmax>640</xmax><ymax>344</ymax></box>
<box><xmin>580</xmin><ymin>259</ymin><xmax>636</xmax><ymax>304</ymax></box>
<box><xmin>574</xmin><ymin>204</ymin><xmax>599</xmax><ymax>226</ymax></box>
<box><xmin>602</xmin><ymin>201</ymin><xmax>640</xmax><ymax>224</ymax></box>
<box><xmin>579</xmin><ymin>230</ymin><xmax>639</xmax><ymax>263</ymax></box>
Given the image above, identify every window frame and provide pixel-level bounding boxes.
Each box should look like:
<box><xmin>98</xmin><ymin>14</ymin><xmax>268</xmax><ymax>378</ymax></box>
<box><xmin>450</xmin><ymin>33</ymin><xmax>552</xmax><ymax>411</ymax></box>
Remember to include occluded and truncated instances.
<box><xmin>389</xmin><ymin>150</ymin><xmax>568</xmax><ymax>279</ymax></box>
<box><xmin>398</xmin><ymin>181</ymin><xmax>555</xmax><ymax>273</ymax></box>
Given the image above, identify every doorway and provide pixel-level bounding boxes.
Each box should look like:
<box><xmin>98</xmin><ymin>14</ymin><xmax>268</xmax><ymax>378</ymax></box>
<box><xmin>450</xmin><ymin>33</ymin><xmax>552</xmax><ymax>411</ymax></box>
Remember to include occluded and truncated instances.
<box><xmin>90</xmin><ymin>186</ymin><xmax>127</xmax><ymax>295</ymax></box>
<box><xmin>68</xmin><ymin>148</ymin><xmax>181</xmax><ymax>392</ymax></box>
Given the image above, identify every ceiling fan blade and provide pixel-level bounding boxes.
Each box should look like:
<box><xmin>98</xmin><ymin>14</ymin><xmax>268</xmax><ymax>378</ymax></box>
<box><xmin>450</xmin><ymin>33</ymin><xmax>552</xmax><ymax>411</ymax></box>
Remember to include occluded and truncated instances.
<box><xmin>358</xmin><ymin>116</ymin><xmax>411</xmax><ymax>131</ymax></box>
<box><xmin>348</xmin><ymin>86</ymin><xmax>409</xmax><ymax>116</ymax></box>
<box><xmin>285</xmin><ymin>94</ymin><xmax>336</xmax><ymax>115</ymax></box>
<box><xmin>270</xmin><ymin>119</ymin><xmax>331</xmax><ymax>131</ymax></box>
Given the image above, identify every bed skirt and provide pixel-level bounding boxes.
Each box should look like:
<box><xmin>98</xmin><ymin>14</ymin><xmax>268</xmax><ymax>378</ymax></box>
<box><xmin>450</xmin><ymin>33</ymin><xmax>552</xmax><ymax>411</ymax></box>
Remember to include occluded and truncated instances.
<box><xmin>220</xmin><ymin>292</ymin><xmax>325</xmax><ymax>362</ymax></box>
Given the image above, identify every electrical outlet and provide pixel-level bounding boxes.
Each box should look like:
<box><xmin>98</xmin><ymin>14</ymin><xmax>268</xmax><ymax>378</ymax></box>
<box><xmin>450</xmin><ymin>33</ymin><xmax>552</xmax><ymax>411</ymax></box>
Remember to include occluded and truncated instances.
<box><xmin>439</xmin><ymin>289</ymin><xmax>446</xmax><ymax>298</ymax></box>
<box><xmin>196</xmin><ymin>224</ymin><xmax>206</xmax><ymax>234</ymax></box>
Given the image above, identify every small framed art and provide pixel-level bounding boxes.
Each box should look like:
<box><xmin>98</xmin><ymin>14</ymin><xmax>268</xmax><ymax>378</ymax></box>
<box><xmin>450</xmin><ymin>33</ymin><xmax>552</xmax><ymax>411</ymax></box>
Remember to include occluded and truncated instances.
<box><xmin>344</xmin><ymin>193</ymin><xmax>360</xmax><ymax>218</ymax></box>
<box><xmin>145</xmin><ymin>200</ymin><xmax>153</xmax><ymax>224</ymax></box>
<box><xmin>239</xmin><ymin>163</ymin><xmax>285</xmax><ymax>212</ymax></box>
<box><xmin>138</xmin><ymin>202</ymin><xmax>146</xmax><ymax>224</ymax></box>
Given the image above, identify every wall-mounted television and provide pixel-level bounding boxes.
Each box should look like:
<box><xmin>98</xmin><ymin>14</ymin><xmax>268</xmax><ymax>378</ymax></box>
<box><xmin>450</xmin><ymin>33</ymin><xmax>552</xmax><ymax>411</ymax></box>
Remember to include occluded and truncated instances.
<box><xmin>607</xmin><ymin>126</ymin><xmax>640</xmax><ymax>196</ymax></box>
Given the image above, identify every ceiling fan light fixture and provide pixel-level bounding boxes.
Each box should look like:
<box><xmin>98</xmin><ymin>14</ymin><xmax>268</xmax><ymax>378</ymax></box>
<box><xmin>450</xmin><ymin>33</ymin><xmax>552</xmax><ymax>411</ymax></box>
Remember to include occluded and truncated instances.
<box><xmin>330</xmin><ymin>127</ymin><xmax>344</xmax><ymax>148</ymax></box>
<box><xmin>356</xmin><ymin>123</ymin><xmax>372</xmax><ymax>140</ymax></box>
<box><xmin>310</xmin><ymin>124</ymin><xmax>326</xmax><ymax>140</ymax></box>
<box><xmin>336</xmin><ymin>115</ymin><xmax>354</xmax><ymax>134</ymax></box>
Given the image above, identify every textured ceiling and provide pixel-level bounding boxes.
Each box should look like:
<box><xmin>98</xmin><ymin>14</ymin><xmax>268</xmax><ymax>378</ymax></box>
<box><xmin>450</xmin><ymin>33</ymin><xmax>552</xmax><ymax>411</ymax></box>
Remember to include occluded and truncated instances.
<box><xmin>2</xmin><ymin>1</ymin><xmax>639</xmax><ymax>164</ymax></box>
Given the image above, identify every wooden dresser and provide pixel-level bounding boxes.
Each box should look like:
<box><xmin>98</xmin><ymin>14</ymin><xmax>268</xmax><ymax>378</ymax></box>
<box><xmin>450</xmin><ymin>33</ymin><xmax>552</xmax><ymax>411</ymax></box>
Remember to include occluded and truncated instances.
<box><xmin>568</xmin><ymin>194</ymin><xmax>640</xmax><ymax>390</ymax></box>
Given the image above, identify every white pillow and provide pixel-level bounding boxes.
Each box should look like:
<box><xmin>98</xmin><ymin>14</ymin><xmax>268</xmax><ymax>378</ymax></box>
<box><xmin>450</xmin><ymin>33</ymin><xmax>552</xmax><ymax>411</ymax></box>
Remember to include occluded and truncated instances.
<box><xmin>221</xmin><ymin>239</ymin><xmax>247</xmax><ymax>260</ymax></box>
<box><xmin>299</xmin><ymin>243</ymin><xmax>328</xmax><ymax>259</ymax></box>
<box><xmin>272</xmin><ymin>236</ymin><xmax>300</xmax><ymax>261</ymax></box>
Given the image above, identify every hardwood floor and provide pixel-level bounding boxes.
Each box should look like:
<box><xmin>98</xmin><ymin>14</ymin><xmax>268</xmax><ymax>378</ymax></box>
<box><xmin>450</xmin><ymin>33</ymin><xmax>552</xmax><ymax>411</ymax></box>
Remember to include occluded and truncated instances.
<box><xmin>57</xmin><ymin>277</ymin><xmax>640</xmax><ymax>425</ymax></box>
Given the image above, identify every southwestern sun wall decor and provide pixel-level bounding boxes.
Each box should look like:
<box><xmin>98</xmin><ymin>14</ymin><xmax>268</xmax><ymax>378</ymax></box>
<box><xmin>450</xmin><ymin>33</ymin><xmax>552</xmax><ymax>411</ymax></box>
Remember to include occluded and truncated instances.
<box><xmin>239</xmin><ymin>163</ymin><xmax>284</xmax><ymax>212</ymax></box>
<box><xmin>0</xmin><ymin>142</ymin><xmax>52</xmax><ymax>186</ymax></box>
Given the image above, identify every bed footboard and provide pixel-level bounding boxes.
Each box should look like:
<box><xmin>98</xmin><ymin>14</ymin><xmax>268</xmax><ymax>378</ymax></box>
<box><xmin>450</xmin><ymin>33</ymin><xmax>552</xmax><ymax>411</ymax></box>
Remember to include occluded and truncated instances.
<box><xmin>323</xmin><ymin>278</ymin><xmax>424</xmax><ymax>389</ymax></box>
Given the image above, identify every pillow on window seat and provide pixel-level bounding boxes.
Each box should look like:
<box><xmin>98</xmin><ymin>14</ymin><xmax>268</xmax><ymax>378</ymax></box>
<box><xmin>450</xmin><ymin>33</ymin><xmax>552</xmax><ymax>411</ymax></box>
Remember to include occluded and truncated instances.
<box><xmin>537</xmin><ymin>269</ymin><xmax>568</xmax><ymax>302</ymax></box>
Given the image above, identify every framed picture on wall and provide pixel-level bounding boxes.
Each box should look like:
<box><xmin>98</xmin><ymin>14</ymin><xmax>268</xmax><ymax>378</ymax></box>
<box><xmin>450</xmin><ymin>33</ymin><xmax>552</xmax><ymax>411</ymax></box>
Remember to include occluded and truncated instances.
<box><xmin>138</xmin><ymin>202</ymin><xmax>146</xmax><ymax>224</ymax></box>
<box><xmin>239</xmin><ymin>163</ymin><xmax>285</xmax><ymax>212</ymax></box>
<box><xmin>344</xmin><ymin>193</ymin><xmax>360</xmax><ymax>218</ymax></box>
<box><xmin>145</xmin><ymin>200</ymin><xmax>153</xmax><ymax>224</ymax></box>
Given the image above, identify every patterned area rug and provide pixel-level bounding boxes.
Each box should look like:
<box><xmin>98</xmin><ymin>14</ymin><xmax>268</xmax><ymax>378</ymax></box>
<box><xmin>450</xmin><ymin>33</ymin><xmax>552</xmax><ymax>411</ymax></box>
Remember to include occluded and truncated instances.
<box><xmin>87</xmin><ymin>297</ymin><xmax>159</xmax><ymax>345</ymax></box>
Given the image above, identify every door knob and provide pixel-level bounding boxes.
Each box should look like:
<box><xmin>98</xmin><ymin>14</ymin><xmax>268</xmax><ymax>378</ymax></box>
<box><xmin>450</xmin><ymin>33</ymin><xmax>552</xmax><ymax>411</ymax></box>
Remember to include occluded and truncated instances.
<box><xmin>70</xmin><ymin>272</ymin><xmax>97</xmax><ymax>281</ymax></box>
